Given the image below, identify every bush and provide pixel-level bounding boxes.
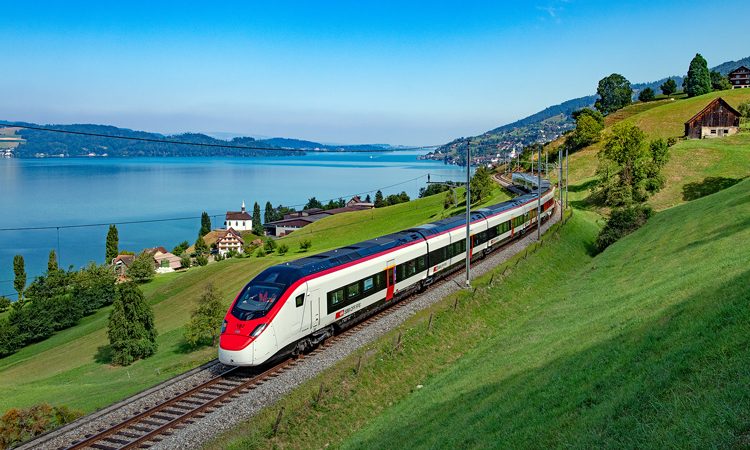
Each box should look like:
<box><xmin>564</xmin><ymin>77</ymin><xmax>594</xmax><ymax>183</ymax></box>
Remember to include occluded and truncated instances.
<box><xmin>638</xmin><ymin>87</ymin><xmax>655</xmax><ymax>102</ymax></box>
<box><xmin>263</xmin><ymin>238</ymin><xmax>277</xmax><ymax>254</ymax></box>
<box><xmin>180</xmin><ymin>254</ymin><xmax>191</xmax><ymax>269</ymax></box>
<box><xmin>667</xmin><ymin>137</ymin><xmax>678</xmax><ymax>147</ymax></box>
<box><xmin>0</xmin><ymin>403</ymin><xmax>83</xmax><ymax>448</ymax></box>
<box><xmin>184</xmin><ymin>283</ymin><xmax>224</xmax><ymax>348</ymax></box>
<box><xmin>0</xmin><ymin>296</ymin><xmax>11</xmax><ymax>313</ymax></box>
<box><xmin>255</xmin><ymin>248</ymin><xmax>266</xmax><ymax>258</ymax></box>
<box><xmin>195</xmin><ymin>255</ymin><xmax>209</xmax><ymax>266</ymax></box>
<box><xmin>277</xmin><ymin>244</ymin><xmax>289</xmax><ymax>255</ymax></box>
<box><xmin>299</xmin><ymin>240</ymin><xmax>312</xmax><ymax>252</ymax></box>
<box><xmin>596</xmin><ymin>204</ymin><xmax>653</xmax><ymax>252</ymax></box>
<box><xmin>214</xmin><ymin>253</ymin><xmax>224</xmax><ymax>262</ymax></box>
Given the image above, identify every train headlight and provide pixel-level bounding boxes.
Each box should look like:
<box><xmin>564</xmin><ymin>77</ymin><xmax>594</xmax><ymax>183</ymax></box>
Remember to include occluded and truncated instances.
<box><xmin>250</xmin><ymin>323</ymin><xmax>267</xmax><ymax>338</ymax></box>
<box><xmin>221</xmin><ymin>320</ymin><xmax>227</xmax><ymax>334</ymax></box>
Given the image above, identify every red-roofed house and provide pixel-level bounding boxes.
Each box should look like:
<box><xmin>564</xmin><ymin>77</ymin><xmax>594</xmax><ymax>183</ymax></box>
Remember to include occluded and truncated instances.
<box><xmin>215</xmin><ymin>228</ymin><xmax>245</xmax><ymax>255</ymax></box>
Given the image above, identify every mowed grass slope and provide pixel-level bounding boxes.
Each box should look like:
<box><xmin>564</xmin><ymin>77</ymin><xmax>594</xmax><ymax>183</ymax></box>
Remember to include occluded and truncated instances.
<box><xmin>341</xmin><ymin>179</ymin><xmax>750</xmax><ymax>448</ymax></box>
<box><xmin>0</xmin><ymin>186</ymin><xmax>509</xmax><ymax>414</ymax></box>
<box><xmin>562</xmin><ymin>89</ymin><xmax>750</xmax><ymax>210</ymax></box>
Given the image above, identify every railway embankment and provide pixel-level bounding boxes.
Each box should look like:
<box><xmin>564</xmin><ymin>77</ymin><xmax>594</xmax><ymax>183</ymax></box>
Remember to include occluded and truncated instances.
<box><xmin>209</xmin><ymin>178</ymin><xmax>750</xmax><ymax>449</ymax></box>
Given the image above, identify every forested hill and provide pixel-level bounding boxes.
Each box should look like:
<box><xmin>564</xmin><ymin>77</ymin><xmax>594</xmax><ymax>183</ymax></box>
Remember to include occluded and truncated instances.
<box><xmin>0</xmin><ymin>122</ymin><xmax>393</xmax><ymax>158</ymax></box>
<box><xmin>433</xmin><ymin>55</ymin><xmax>750</xmax><ymax>162</ymax></box>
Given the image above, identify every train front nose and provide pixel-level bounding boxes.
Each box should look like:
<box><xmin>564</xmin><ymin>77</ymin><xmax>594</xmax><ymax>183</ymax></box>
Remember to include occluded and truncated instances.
<box><xmin>219</xmin><ymin>334</ymin><xmax>255</xmax><ymax>366</ymax></box>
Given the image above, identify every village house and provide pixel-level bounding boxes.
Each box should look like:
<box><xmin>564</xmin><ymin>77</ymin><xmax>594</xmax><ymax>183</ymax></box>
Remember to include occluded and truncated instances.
<box><xmin>728</xmin><ymin>66</ymin><xmax>750</xmax><ymax>89</ymax></box>
<box><xmin>224</xmin><ymin>201</ymin><xmax>252</xmax><ymax>231</ymax></box>
<box><xmin>111</xmin><ymin>254</ymin><xmax>135</xmax><ymax>277</ymax></box>
<box><xmin>684</xmin><ymin>97</ymin><xmax>741</xmax><ymax>139</ymax></box>
<box><xmin>215</xmin><ymin>228</ymin><xmax>244</xmax><ymax>255</ymax></box>
<box><xmin>143</xmin><ymin>247</ymin><xmax>182</xmax><ymax>272</ymax></box>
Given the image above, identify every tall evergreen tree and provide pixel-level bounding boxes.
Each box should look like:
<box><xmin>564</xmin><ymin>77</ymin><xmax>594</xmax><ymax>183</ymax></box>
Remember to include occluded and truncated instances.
<box><xmin>685</xmin><ymin>53</ymin><xmax>711</xmax><ymax>98</ymax></box>
<box><xmin>365</xmin><ymin>194</ymin><xmax>371</xmax><ymax>203</ymax></box>
<box><xmin>199</xmin><ymin>212</ymin><xmax>212</xmax><ymax>236</ymax></box>
<box><xmin>374</xmin><ymin>190</ymin><xmax>385</xmax><ymax>208</ymax></box>
<box><xmin>264</xmin><ymin>201</ymin><xmax>274</xmax><ymax>224</ymax></box>
<box><xmin>13</xmin><ymin>255</ymin><xmax>26</xmax><ymax>302</ymax></box>
<box><xmin>107</xmin><ymin>282</ymin><xmax>157</xmax><ymax>366</ymax></box>
<box><xmin>184</xmin><ymin>283</ymin><xmax>225</xmax><ymax>347</ymax></box>
<box><xmin>47</xmin><ymin>249</ymin><xmax>58</xmax><ymax>273</ymax></box>
<box><xmin>252</xmin><ymin>202</ymin><xmax>263</xmax><ymax>235</ymax></box>
<box><xmin>105</xmin><ymin>224</ymin><xmax>119</xmax><ymax>264</ymax></box>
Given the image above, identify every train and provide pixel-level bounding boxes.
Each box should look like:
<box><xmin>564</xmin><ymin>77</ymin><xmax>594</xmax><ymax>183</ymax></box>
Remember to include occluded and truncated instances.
<box><xmin>219</xmin><ymin>181</ymin><xmax>556</xmax><ymax>366</ymax></box>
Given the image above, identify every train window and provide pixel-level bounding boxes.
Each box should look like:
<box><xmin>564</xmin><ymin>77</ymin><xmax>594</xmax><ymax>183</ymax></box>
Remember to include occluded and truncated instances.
<box><xmin>295</xmin><ymin>294</ymin><xmax>304</xmax><ymax>308</ymax></box>
<box><xmin>375</xmin><ymin>272</ymin><xmax>386</xmax><ymax>290</ymax></box>
<box><xmin>347</xmin><ymin>282</ymin><xmax>360</xmax><ymax>299</ymax></box>
<box><xmin>329</xmin><ymin>289</ymin><xmax>344</xmax><ymax>307</ymax></box>
<box><xmin>364</xmin><ymin>277</ymin><xmax>374</xmax><ymax>291</ymax></box>
<box><xmin>416</xmin><ymin>255</ymin><xmax>426</xmax><ymax>271</ymax></box>
<box><xmin>406</xmin><ymin>260</ymin><xmax>417</xmax><ymax>277</ymax></box>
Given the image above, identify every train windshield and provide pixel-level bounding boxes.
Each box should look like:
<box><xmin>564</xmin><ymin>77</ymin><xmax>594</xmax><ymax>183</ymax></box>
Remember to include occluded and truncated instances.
<box><xmin>230</xmin><ymin>266</ymin><xmax>301</xmax><ymax>321</ymax></box>
<box><xmin>231</xmin><ymin>283</ymin><xmax>285</xmax><ymax>320</ymax></box>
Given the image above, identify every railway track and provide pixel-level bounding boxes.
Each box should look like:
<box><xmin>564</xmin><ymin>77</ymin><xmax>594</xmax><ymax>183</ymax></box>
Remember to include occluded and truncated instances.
<box><xmin>65</xmin><ymin>289</ymin><xmax>420</xmax><ymax>450</ymax></box>
<box><xmin>59</xmin><ymin>206</ymin><xmax>557</xmax><ymax>450</ymax></box>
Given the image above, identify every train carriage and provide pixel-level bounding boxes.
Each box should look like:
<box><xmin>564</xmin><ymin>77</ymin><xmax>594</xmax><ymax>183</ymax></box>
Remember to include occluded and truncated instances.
<box><xmin>219</xmin><ymin>181</ymin><xmax>556</xmax><ymax>367</ymax></box>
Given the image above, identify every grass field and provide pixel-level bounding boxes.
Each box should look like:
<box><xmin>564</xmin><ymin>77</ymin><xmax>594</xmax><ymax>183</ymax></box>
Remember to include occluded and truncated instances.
<box><xmin>210</xmin><ymin>178</ymin><xmax>750</xmax><ymax>449</ymax></box>
<box><xmin>0</xmin><ymin>186</ymin><xmax>510</xmax><ymax>415</ymax></box>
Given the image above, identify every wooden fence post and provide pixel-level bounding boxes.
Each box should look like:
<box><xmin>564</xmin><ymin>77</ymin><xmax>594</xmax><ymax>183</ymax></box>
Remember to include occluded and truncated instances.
<box><xmin>273</xmin><ymin>407</ymin><xmax>285</xmax><ymax>435</ymax></box>
<box><xmin>427</xmin><ymin>312</ymin><xmax>434</xmax><ymax>333</ymax></box>
<box><xmin>316</xmin><ymin>384</ymin><xmax>324</xmax><ymax>404</ymax></box>
<box><xmin>356</xmin><ymin>355</ymin><xmax>363</xmax><ymax>375</ymax></box>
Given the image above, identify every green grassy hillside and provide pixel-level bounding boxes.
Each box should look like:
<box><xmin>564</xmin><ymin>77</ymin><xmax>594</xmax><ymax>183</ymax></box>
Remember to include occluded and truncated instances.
<box><xmin>563</xmin><ymin>89</ymin><xmax>750</xmax><ymax>210</ymax></box>
<box><xmin>0</xmin><ymin>187</ymin><xmax>510</xmax><ymax>414</ymax></box>
<box><xmin>343</xmin><ymin>179</ymin><xmax>750</xmax><ymax>449</ymax></box>
<box><xmin>211</xmin><ymin>179</ymin><xmax>750</xmax><ymax>449</ymax></box>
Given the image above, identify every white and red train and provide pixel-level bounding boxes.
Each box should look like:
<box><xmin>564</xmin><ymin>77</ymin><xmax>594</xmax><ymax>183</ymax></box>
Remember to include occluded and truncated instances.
<box><xmin>219</xmin><ymin>182</ymin><xmax>555</xmax><ymax>366</ymax></box>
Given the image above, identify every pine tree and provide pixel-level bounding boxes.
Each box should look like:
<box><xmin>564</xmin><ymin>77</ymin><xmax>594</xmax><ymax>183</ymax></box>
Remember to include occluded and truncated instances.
<box><xmin>107</xmin><ymin>282</ymin><xmax>158</xmax><ymax>366</ymax></box>
<box><xmin>264</xmin><ymin>201</ymin><xmax>274</xmax><ymax>224</ymax></box>
<box><xmin>374</xmin><ymin>190</ymin><xmax>385</xmax><ymax>208</ymax></box>
<box><xmin>365</xmin><ymin>194</ymin><xmax>371</xmax><ymax>203</ymax></box>
<box><xmin>47</xmin><ymin>249</ymin><xmax>58</xmax><ymax>273</ymax></box>
<box><xmin>194</xmin><ymin>234</ymin><xmax>208</xmax><ymax>256</ymax></box>
<box><xmin>685</xmin><ymin>53</ymin><xmax>711</xmax><ymax>98</ymax></box>
<box><xmin>252</xmin><ymin>202</ymin><xmax>263</xmax><ymax>235</ymax></box>
<box><xmin>184</xmin><ymin>283</ymin><xmax>225</xmax><ymax>347</ymax></box>
<box><xmin>105</xmin><ymin>224</ymin><xmax>119</xmax><ymax>264</ymax></box>
<box><xmin>199</xmin><ymin>212</ymin><xmax>211</xmax><ymax>236</ymax></box>
<box><xmin>13</xmin><ymin>255</ymin><xmax>26</xmax><ymax>302</ymax></box>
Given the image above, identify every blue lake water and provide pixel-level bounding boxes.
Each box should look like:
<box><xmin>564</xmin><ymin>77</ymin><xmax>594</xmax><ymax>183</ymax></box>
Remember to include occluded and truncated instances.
<box><xmin>0</xmin><ymin>152</ymin><xmax>465</xmax><ymax>296</ymax></box>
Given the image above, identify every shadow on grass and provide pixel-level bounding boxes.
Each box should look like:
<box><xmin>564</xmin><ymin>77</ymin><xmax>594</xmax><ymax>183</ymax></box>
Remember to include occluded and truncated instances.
<box><xmin>94</xmin><ymin>345</ymin><xmax>112</xmax><ymax>364</ymax></box>
<box><xmin>348</xmin><ymin>269</ymin><xmax>750</xmax><ymax>449</ymax></box>
<box><xmin>568</xmin><ymin>178</ymin><xmax>598</xmax><ymax>193</ymax></box>
<box><xmin>682</xmin><ymin>176</ymin><xmax>745</xmax><ymax>201</ymax></box>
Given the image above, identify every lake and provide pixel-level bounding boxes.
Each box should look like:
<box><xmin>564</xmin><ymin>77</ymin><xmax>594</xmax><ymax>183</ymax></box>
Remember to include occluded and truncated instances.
<box><xmin>0</xmin><ymin>152</ymin><xmax>465</xmax><ymax>296</ymax></box>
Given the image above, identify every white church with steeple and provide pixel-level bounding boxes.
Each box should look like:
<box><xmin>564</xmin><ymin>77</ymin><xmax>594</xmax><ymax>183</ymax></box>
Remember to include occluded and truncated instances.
<box><xmin>224</xmin><ymin>201</ymin><xmax>253</xmax><ymax>231</ymax></box>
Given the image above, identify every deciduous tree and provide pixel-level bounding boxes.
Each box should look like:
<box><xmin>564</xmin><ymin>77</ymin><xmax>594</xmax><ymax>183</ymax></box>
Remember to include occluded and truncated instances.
<box><xmin>685</xmin><ymin>53</ymin><xmax>711</xmax><ymax>97</ymax></box>
<box><xmin>470</xmin><ymin>166</ymin><xmax>494</xmax><ymax>204</ymax></box>
<box><xmin>184</xmin><ymin>283</ymin><xmax>225</xmax><ymax>347</ymax></box>
<box><xmin>638</xmin><ymin>87</ymin><xmax>655</xmax><ymax>102</ymax></box>
<box><xmin>660</xmin><ymin>78</ymin><xmax>677</xmax><ymax>96</ymax></box>
<box><xmin>105</xmin><ymin>224</ymin><xmax>119</xmax><ymax>264</ymax></box>
<box><xmin>126</xmin><ymin>252</ymin><xmax>155</xmax><ymax>284</ymax></box>
<box><xmin>595</xmin><ymin>73</ymin><xmax>632</xmax><ymax>115</ymax></box>
<box><xmin>710</xmin><ymin>71</ymin><xmax>732</xmax><ymax>91</ymax></box>
<box><xmin>304</xmin><ymin>197</ymin><xmax>323</xmax><ymax>210</ymax></box>
<box><xmin>568</xmin><ymin>108</ymin><xmax>605</xmax><ymax>150</ymax></box>
<box><xmin>107</xmin><ymin>282</ymin><xmax>157</xmax><ymax>366</ymax></box>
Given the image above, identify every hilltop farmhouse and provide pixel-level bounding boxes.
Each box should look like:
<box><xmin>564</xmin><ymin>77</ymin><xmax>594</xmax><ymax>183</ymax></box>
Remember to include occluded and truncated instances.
<box><xmin>684</xmin><ymin>97</ymin><xmax>741</xmax><ymax>139</ymax></box>
<box><xmin>728</xmin><ymin>66</ymin><xmax>750</xmax><ymax>89</ymax></box>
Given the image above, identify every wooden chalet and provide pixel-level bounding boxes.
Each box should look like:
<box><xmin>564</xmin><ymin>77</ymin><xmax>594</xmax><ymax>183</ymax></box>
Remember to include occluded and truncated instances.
<box><xmin>684</xmin><ymin>97</ymin><xmax>741</xmax><ymax>139</ymax></box>
<box><xmin>728</xmin><ymin>66</ymin><xmax>750</xmax><ymax>89</ymax></box>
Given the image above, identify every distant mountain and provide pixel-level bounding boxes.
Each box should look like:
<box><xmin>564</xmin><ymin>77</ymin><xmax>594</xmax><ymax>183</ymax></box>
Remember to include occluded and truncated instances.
<box><xmin>0</xmin><ymin>121</ymin><xmax>394</xmax><ymax>158</ymax></box>
<box><xmin>432</xmin><ymin>55</ymin><xmax>750</xmax><ymax>163</ymax></box>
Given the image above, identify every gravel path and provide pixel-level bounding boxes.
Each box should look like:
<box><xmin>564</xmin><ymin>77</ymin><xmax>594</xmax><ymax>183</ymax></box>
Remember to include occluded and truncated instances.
<box><xmin>23</xmin><ymin>201</ymin><xmax>562</xmax><ymax>450</ymax></box>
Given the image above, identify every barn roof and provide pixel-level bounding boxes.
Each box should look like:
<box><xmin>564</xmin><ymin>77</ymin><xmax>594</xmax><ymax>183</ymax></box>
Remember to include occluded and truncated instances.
<box><xmin>685</xmin><ymin>97</ymin><xmax>742</xmax><ymax>125</ymax></box>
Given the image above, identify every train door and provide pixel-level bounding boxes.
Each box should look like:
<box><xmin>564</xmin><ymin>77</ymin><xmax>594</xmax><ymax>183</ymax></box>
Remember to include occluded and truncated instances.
<box><xmin>386</xmin><ymin>259</ymin><xmax>396</xmax><ymax>301</ymax></box>
<box><xmin>308</xmin><ymin>288</ymin><xmax>321</xmax><ymax>330</ymax></box>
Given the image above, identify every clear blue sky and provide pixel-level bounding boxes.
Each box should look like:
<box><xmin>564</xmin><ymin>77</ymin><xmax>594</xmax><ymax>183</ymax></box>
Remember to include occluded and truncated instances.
<box><xmin>2</xmin><ymin>0</ymin><xmax>748</xmax><ymax>145</ymax></box>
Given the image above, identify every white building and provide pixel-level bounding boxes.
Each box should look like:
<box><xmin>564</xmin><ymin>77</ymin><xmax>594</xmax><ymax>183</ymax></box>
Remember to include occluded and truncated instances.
<box><xmin>224</xmin><ymin>201</ymin><xmax>253</xmax><ymax>231</ymax></box>
<box><xmin>215</xmin><ymin>228</ymin><xmax>245</xmax><ymax>255</ymax></box>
